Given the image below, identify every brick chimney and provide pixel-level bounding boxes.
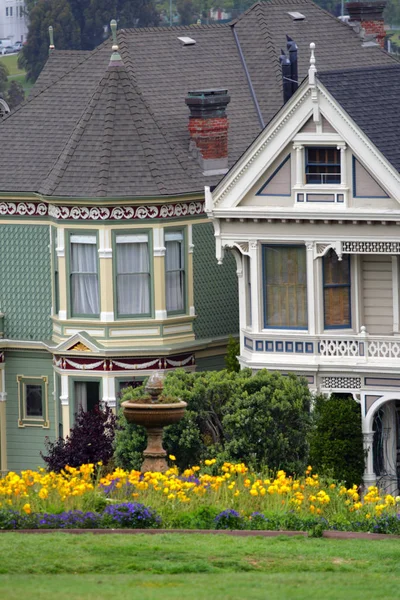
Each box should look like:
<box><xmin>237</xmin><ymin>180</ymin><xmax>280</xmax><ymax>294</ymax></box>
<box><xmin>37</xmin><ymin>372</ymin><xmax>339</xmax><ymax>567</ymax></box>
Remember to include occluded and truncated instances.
<box><xmin>346</xmin><ymin>1</ymin><xmax>387</xmax><ymax>48</ymax></box>
<box><xmin>185</xmin><ymin>89</ymin><xmax>230</xmax><ymax>176</ymax></box>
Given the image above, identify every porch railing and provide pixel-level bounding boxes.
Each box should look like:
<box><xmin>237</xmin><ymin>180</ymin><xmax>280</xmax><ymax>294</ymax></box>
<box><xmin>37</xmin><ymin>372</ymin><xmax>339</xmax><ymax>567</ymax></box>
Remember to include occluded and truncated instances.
<box><xmin>319</xmin><ymin>330</ymin><xmax>400</xmax><ymax>361</ymax></box>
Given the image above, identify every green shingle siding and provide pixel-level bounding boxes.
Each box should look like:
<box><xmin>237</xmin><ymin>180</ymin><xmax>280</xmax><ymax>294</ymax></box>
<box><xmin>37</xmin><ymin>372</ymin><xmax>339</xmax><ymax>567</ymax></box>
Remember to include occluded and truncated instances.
<box><xmin>5</xmin><ymin>350</ymin><xmax>55</xmax><ymax>471</ymax></box>
<box><xmin>0</xmin><ymin>225</ymin><xmax>52</xmax><ymax>340</ymax></box>
<box><xmin>192</xmin><ymin>222</ymin><xmax>238</xmax><ymax>339</ymax></box>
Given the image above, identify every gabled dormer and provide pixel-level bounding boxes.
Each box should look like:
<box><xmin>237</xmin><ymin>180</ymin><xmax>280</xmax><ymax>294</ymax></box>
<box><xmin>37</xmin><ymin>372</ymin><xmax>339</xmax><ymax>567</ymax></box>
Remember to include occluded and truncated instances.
<box><xmin>208</xmin><ymin>47</ymin><xmax>400</xmax><ymax>224</ymax></box>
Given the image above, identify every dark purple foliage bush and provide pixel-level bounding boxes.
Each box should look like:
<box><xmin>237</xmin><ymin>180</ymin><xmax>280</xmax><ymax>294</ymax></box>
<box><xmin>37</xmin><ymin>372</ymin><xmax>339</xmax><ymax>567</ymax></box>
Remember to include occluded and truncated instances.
<box><xmin>41</xmin><ymin>405</ymin><xmax>116</xmax><ymax>472</ymax></box>
<box><xmin>102</xmin><ymin>502</ymin><xmax>162</xmax><ymax>529</ymax></box>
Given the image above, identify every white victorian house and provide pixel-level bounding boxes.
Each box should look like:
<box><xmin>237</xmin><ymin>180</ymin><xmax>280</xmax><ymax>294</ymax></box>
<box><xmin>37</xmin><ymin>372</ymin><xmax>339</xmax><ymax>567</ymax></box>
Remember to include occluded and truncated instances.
<box><xmin>207</xmin><ymin>46</ymin><xmax>400</xmax><ymax>493</ymax></box>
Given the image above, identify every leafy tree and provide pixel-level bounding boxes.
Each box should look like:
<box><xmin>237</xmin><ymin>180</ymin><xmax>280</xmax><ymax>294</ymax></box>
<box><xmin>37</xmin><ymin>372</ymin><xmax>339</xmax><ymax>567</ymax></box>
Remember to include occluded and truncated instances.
<box><xmin>0</xmin><ymin>62</ymin><xmax>9</xmax><ymax>95</ymax></box>
<box><xmin>115</xmin><ymin>368</ymin><xmax>312</xmax><ymax>473</ymax></box>
<box><xmin>20</xmin><ymin>0</ymin><xmax>159</xmax><ymax>82</ymax></box>
<box><xmin>309</xmin><ymin>394</ymin><xmax>365</xmax><ymax>487</ymax></box>
<box><xmin>19</xmin><ymin>0</ymin><xmax>80</xmax><ymax>81</ymax></box>
<box><xmin>41</xmin><ymin>405</ymin><xmax>117</xmax><ymax>472</ymax></box>
<box><xmin>6</xmin><ymin>81</ymin><xmax>25</xmax><ymax>109</ymax></box>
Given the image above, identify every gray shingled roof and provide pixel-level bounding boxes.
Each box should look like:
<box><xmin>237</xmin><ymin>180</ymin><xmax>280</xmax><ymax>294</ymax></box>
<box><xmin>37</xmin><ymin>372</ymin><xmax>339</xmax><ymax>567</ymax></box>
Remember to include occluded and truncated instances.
<box><xmin>0</xmin><ymin>0</ymin><xmax>396</xmax><ymax>198</ymax></box>
<box><xmin>318</xmin><ymin>64</ymin><xmax>400</xmax><ymax>175</ymax></box>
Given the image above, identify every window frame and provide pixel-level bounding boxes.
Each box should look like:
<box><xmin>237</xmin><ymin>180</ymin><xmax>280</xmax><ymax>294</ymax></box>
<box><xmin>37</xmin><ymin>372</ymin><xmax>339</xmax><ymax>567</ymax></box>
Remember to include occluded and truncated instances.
<box><xmin>69</xmin><ymin>376</ymin><xmax>102</xmax><ymax>425</ymax></box>
<box><xmin>322</xmin><ymin>251</ymin><xmax>352</xmax><ymax>330</ymax></box>
<box><xmin>262</xmin><ymin>244</ymin><xmax>308</xmax><ymax>330</ymax></box>
<box><xmin>305</xmin><ymin>146</ymin><xmax>341</xmax><ymax>185</ymax></box>
<box><xmin>112</xmin><ymin>229</ymin><xmax>154</xmax><ymax>320</ymax></box>
<box><xmin>17</xmin><ymin>375</ymin><xmax>49</xmax><ymax>428</ymax></box>
<box><xmin>52</xmin><ymin>226</ymin><xmax>60</xmax><ymax>316</ymax></box>
<box><xmin>164</xmin><ymin>227</ymin><xmax>187</xmax><ymax>316</ymax></box>
<box><xmin>66</xmin><ymin>230</ymin><xmax>100</xmax><ymax>319</ymax></box>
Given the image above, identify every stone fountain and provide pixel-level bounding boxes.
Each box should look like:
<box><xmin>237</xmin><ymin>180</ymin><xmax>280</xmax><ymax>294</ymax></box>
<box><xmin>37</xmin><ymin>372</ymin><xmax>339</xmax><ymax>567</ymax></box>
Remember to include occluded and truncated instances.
<box><xmin>122</xmin><ymin>372</ymin><xmax>187</xmax><ymax>473</ymax></box>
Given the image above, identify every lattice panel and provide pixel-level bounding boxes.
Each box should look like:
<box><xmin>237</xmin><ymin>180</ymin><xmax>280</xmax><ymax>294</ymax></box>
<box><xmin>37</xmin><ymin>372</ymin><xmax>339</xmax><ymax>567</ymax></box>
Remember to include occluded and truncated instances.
<box><xmin>322</xmin><ymin>377</ymin><xmax>361</xmax><ymax>389</ymax></box>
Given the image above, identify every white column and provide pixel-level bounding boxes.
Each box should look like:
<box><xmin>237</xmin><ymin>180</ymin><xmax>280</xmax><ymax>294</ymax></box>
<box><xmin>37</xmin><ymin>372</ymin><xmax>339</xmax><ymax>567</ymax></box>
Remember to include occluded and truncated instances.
<box><xmin>249</xmin><ymin>241</ymin><xmax>261</xmax><ymax>332</ymax></box>
<box><xmin>363</xmin><ymin>431</ymin><xmax>376</xmax><ymax>488</ymax></box>
<box><xmin>338</xmin><ymin>144</ymin><xmax>347</xmax><ymax>187</ymax></box>
<box><xmin>353</xmin><ymin>255</ymin><xmax>363</xmax><ymax>333</ymax></box>
<box><xmin>306</xmin><ymin>243</ymin><xmax>316</xmax><ymax>335</ymax></box>
<box><xmin>392</xmin><ymin>256</ymin><xmax>399</xmax><ymax>333</ymax></box>
<box><xmin>294</xmin><ymin>144</ymin><xmax>304</xmax><ymax>186</ymax></box>
<box><xmin>314</xmin><ymin>256</ymin><xmax>324</xmax><ymax>334</ymax></box>
<box><xmin>60</xmin><ymin>374</ymin><xmax>70</xmax><ymax>438</ymax></box>
<box><xmin>0</xmin><ymin>366</ymin><xmax>7</xmax><ymax>472</ymax></box>
<box><xmin>102</xmin><ymin>377</ymin><xmax>116</xmax><ymax>412</ymax></box>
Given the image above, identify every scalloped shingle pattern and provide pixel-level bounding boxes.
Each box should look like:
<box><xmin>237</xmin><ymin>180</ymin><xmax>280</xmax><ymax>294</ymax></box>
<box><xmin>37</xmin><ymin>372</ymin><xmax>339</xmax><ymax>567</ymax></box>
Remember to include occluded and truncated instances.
<box><xmin>193</xmin><ymin>222</ymin><xmax>239</xmax><ymax>339</ymax></box>
<box><xmin>0</xmin><ymin>225</ymin><xmax>52</xmax><ymax>340</ymax></box>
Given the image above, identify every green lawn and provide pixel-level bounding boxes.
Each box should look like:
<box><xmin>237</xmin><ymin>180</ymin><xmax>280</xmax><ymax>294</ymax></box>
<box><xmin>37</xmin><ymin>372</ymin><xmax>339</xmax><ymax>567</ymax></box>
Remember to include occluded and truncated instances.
<box><xmin>0</xmin><ymin>53</ymin><xmax>33</xmax><ymax>98</ymax></box>
<box><xmin>0</xmin><ymin>533</ymin><xmax>399</xmax><ymax>599</ymax></box>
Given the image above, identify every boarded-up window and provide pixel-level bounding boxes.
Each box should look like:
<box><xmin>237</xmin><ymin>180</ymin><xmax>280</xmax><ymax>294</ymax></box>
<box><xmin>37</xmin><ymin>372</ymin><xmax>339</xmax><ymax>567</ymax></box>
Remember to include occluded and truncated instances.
<box><xmin>323</xmin><ymin>251</ymin><xmax>351</xmax><ymax>328</ymax></box>
<box><xmin>264</xmin><ymin>246</ymin><xmax>307</xmax><ymax>328</ymax></box>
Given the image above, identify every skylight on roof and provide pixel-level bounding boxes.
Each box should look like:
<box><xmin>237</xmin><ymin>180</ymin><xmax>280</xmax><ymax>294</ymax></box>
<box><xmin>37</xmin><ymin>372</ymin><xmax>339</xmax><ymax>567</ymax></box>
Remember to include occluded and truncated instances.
<box><xmin>178</xmin><ymin>36</ymin><xmax>196</xmax><ymax>46</ymax></box>
<box><xmin>287</xmin><ymin>11</ymin><xmax>305</xmax><ymax>20</ymax></box>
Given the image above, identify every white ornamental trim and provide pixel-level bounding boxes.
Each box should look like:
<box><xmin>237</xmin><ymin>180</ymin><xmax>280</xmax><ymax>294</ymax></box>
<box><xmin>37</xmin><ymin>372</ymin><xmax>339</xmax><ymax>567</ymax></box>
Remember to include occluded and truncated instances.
<box><xmin>48</xmin><ymin>202</ymin><xmax>205</xmax><ymax>221</ymax></box>
<box><xmin>64</xmin><ymin>358</ymin><xmax>105</xmax><ymax>370</ymax></box>
<box><xmin>0</xmin><ymin>202</ymin><xmax>48</xmax><ymax>216</ymax></box>
<box><xmin>165</xmin><ymin>355</ymin><xmax>193</xmax><ymax>367</ymax></box>
<box><xmin>111</xmin><ymin>358</ymin><xmax>160</xmax><ymax>370</ymax></box>
<box><xmin>342</xmin><ymin>241</ymin><xmax>400</xmax><ymax>254</ymax></box>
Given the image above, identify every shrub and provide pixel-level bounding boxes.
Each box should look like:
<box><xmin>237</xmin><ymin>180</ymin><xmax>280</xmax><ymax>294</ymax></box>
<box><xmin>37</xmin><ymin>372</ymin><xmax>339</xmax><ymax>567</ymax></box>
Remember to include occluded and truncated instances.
<box><xmin>101</xmin><ymin>502</ymin><xmax>161</xmax><ymax>529</ymax></box>
<box><xmin>214</xmin><ymin>509</ymin><xmax>244</xmax><ymax>530</ymax></box>
<box><xmin>41</xmin><ymin>405</ymin><xmax>117</xmax><ymax>472</ymax></box>
<box><xmin>114</xmin><ymin>369</ymin><xmax>312</xmax><ymax>473</ymax></box>
<box><xmin>308</xmin><ymin>394</ymin><xmax>365</xmax><ymax>487</ymax></box>
<box><xmin>221</xmin><ymin>370</ymin><xmax>312</xmax><ymax>473</ymax></box>
<box><xmin>225</xmin><ymin>336</ymin><xmax>240</xmax><ymax>372</ymax></box>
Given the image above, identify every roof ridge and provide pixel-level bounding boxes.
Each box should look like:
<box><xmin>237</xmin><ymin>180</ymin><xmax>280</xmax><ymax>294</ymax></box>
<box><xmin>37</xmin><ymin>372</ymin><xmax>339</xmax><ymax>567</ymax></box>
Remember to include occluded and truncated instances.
<box><xmin>39</xmin><ymin>70</ymin><xmax>109</xmax><ymax>196</ymax></box>
<box><xmin>3</xmin><ymin>43</ymin><xmax>105</xmax><ymax>124</ymax></box>
<box><xmin>97</xmin><ymin>70</ymin><xmax>117</xmax><ymax>197</ymax></box>
<box><xmin>121</xmin><ymin>23</ymin><xmax>227</xmax><ymax>33</ymax></box>
<box><xmin>319</xmin><ymin>62</ymin><xmax>400</xmax><ymax>77</ymax></box>
<box><xmin>255</xmin><ymin>2</ymin><xmax>283</xmax><ymax>92</ymax></box>
<box><xmin>117</xmin><ymin>29</ymin><xmax>198</xmax><ymax>194</ymax></box>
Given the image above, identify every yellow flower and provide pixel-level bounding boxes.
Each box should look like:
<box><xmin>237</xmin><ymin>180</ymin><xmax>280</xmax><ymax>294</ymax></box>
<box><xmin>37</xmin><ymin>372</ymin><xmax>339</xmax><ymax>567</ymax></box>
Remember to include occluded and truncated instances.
<box><xmin>22</xmin><ymin>503</ymin><xmax>31</xmax><ymax>514</ymax></box>
<box><xmin>169</xmin><ymin>455</ymin><xmax>176</xmax><ymax>461</ymax></box>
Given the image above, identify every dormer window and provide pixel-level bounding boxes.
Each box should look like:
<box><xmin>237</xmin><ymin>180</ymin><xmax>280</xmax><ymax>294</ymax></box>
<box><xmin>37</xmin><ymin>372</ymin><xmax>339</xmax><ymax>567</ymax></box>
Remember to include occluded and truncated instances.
<box><xmin>306</xmin><ymin>147</ymin><xmax>341</xmax><ymax>185</ymax></box>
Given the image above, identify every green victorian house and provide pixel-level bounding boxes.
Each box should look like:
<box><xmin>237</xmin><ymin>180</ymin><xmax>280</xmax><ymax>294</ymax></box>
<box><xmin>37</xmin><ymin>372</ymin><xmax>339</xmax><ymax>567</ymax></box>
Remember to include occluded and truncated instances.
<box><xmin>0</xmin><ymin>0</ymin><xmax>394</xmax><ymax>471</ymax></box>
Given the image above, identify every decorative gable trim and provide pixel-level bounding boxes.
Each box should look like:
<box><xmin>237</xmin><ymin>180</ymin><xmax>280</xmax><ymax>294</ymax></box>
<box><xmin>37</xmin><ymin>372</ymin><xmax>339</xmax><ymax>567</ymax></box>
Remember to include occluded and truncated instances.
<box><xmin>210</xmin><ymin>79</ymin><xmax>400</xmax><ymax>212</ymax></box>
<box><xmin>256</xmin><ymin>155</ymin><xmax>291</xmax><ymax>197</ymax></box>
<box><xmin>54</xmin><ymin>332</ymin><xmax>102</xmax><ymax>354</ymax></box>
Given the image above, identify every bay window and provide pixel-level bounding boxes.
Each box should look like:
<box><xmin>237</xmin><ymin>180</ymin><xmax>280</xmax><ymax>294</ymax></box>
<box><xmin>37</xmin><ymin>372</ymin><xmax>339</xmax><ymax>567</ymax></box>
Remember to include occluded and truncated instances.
<box><xmin>165</xmin><ymin>230</ymin><xmax>185</xmax><ymax>313</ymax></box>
<box><xmin>115</xmin><ymin>233</ymin><xmax>151</xmax><ymax>317</ymax></box>
<box><xmin>70</xmin><ymin>234</ymin><xmax>99</xmax><ymax>317</ymax></box>
<box><xmin>263</xmin><ymin>245</ymin><xmax>307</xmax><ymax>329</ymax></box>
<box><xmin>323</xmin><ymin>251</ymin><xmax>351</xmax><ymax>328</ymax></box>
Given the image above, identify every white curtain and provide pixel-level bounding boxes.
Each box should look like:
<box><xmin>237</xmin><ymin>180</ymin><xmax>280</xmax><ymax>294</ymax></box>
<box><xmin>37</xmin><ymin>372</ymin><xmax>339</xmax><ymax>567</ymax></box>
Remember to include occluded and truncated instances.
<box><xmin>165</xmin><ymin>232</ymin><xmax>184</xmax><ymax>312</ymax></box>
<box><xmin>116</xmin><ymin>237</ymin><xmax>150</xmax><ymax>315</ymax></box>
<box><xmin>71</xmin><ymin>238</ymin><xmax>99</xmax><ymax>315</ymax></box>
<box><xmin>74</xmin><ymin>381</ymin><xmax>87</xmax><ymax>413</ymax></box>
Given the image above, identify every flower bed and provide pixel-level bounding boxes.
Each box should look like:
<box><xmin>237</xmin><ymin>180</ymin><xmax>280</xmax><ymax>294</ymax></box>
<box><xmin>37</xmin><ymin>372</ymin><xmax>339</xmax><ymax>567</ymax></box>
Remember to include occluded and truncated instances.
<box><xmin>1</xmin><ymin>461</ymin><xmax>399</xmax><ymax>534</ymax></box>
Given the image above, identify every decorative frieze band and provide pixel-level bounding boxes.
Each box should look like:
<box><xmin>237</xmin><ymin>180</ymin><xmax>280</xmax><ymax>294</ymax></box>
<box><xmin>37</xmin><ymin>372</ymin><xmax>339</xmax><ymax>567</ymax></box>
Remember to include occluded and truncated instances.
<box><xmin>321</xmin><ymin>376</ymin><xmax>362</xmax><ymax>389</ymax></box>
<box><xmin>53</xmin><ymin>353</ymin><xmax>195</xmax><ymax>372</ymax></box>
<box><xmin>0</xmin><ymin>201</ymin><xmax>205</xmax><ymax>221</ymax></box>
